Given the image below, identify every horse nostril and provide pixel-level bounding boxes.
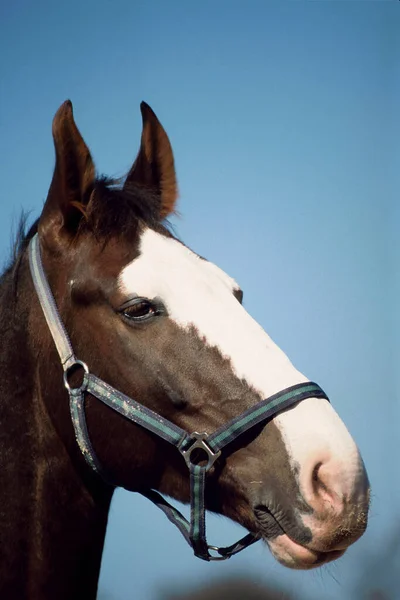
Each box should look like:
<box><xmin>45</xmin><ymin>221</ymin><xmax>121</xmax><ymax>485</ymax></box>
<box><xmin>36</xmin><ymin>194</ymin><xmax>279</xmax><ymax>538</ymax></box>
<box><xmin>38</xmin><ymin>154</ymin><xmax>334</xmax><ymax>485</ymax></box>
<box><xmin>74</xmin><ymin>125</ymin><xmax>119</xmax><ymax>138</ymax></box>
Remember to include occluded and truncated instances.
<box><xmin>312</xmin><ymin>462</ymin><xmax>328</xmax><ymax>494</ymax></box>
<box><xmin>309</xmin><ymin>460</ymin><xmax>344</xmax><ymax>509</ymax></box>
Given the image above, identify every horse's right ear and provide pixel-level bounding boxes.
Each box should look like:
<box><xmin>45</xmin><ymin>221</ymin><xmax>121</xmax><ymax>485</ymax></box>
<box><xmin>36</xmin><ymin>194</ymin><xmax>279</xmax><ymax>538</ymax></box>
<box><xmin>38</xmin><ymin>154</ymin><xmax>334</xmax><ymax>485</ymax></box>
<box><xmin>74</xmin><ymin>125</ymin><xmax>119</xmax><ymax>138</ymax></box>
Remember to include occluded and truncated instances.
<box><xmin>38</xmin><ymin>101</ymin><xmax>95</xmax><ymax>250</ymax></box>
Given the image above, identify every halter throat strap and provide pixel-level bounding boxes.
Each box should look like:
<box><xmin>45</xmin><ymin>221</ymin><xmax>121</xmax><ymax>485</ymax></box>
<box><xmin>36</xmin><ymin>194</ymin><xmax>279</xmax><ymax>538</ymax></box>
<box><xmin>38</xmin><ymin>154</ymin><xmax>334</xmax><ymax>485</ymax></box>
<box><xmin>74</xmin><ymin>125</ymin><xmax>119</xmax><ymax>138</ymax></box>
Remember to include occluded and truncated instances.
<box><xmin>28</xmin><ymin>233</ymin><xmax>330</xmax><ymax>561</ymax></box>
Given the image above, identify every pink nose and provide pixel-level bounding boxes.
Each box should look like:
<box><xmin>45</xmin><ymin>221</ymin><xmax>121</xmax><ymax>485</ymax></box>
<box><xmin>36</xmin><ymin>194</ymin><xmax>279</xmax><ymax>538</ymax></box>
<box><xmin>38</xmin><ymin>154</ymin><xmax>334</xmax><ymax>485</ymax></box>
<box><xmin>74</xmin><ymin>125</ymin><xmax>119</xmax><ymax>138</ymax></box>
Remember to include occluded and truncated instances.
<box><xmin>299</xmin><ymin>455</ymin><xmax>370</xmax><ymax>552</ymax></box>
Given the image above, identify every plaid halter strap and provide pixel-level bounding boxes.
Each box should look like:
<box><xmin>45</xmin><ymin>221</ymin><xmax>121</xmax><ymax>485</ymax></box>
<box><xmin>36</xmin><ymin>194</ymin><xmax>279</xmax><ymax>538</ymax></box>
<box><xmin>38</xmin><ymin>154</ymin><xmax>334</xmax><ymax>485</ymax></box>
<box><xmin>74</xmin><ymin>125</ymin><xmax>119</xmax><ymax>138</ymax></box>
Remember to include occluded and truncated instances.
<box><xmin>28</xmin><ymin>233</ymin><xmax>329</xmax><ymax>561</ymax></box>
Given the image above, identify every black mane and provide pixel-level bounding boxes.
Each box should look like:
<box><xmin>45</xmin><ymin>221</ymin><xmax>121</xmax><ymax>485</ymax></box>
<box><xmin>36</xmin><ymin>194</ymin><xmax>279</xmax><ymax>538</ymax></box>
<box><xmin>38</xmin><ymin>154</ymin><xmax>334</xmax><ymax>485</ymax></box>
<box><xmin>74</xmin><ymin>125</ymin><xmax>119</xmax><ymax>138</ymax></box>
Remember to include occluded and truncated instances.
<box><xmin>1</xmin><ymin>213</ymin><xmax>37</xmax><ymax>282</ymax></box>
<box><xmin>81</xmin><ymin>176</ymin><xmax>164</xmax><ymax>239</ymax></box>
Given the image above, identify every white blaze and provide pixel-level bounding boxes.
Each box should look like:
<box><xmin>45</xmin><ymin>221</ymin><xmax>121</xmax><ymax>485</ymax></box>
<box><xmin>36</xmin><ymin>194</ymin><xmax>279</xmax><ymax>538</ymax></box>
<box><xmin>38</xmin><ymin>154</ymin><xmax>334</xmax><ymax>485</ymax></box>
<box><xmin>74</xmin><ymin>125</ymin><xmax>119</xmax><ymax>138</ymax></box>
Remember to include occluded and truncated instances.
<box><xmin>119</xmin><ymin>228</ymin><xmax>361</xmax><ymax>499</ymax></box>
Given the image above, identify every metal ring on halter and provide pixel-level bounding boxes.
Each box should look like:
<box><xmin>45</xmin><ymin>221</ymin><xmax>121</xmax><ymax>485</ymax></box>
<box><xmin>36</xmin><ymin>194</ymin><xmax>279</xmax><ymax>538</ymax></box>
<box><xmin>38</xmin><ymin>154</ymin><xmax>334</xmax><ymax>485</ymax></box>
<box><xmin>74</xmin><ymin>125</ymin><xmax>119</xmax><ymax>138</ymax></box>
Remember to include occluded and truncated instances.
<box><xmin>180</xmin><ymin>432</ymin><xmax>221</xmax><ymax>471</ymax></box>
<box><xmin>207</xmin><ymin>545</ymin><xmax>230</xmax><ymax>561</ymax></box>
<box><xmin>63</xmin><ymin>360</ymin><xmax>89</xmax><ymax>392</ymax></box>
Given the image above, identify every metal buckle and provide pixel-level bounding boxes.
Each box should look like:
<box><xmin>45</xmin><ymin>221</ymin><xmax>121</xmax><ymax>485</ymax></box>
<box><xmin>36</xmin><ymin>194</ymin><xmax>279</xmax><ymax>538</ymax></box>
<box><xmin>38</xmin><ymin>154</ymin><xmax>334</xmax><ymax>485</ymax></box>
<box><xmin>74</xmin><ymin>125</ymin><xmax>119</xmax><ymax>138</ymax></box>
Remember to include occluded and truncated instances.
<box><xmin>63</xmin><ymin>360</ymin><xmax>89</xmax><ymax>392</ymax></box>
<box><xmin>180</xmin><ymin>432</ymin><xmax>221</xmax><ymax>471</ymax></box>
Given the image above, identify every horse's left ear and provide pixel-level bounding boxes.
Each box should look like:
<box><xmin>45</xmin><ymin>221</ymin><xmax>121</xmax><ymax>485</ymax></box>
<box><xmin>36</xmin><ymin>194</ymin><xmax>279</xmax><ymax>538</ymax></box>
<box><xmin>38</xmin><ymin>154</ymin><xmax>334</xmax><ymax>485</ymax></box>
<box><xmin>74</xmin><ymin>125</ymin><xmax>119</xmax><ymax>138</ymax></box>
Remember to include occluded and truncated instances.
<box><xmin>124</xmin><ymin>102</ymin><xmax>178</xmax><ymax>218</ymax></box>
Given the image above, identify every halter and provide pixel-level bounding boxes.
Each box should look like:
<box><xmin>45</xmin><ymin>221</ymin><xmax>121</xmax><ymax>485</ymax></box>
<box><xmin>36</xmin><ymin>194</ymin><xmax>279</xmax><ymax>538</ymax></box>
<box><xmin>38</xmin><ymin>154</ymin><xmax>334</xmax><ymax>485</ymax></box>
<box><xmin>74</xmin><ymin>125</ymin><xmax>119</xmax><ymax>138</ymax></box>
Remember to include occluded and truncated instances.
<box><xmin>28</xmin><ymin>233</ymin><xmax>329</xmax><ymax>561</ymax></box>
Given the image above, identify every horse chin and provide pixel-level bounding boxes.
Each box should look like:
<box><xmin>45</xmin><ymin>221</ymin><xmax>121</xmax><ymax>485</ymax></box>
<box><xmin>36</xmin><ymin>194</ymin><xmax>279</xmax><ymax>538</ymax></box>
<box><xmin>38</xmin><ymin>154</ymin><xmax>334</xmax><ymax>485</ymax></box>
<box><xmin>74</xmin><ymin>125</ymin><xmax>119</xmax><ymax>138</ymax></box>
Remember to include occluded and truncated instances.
<box><xmin>266</xmin><ymin>534</ymin><xmax>346</xmax><ymax>570</ymax></box>
<box><xmin>253</xmin><ymin>507</ymin><xmax>346</xmax><ymax>570</ymax></box>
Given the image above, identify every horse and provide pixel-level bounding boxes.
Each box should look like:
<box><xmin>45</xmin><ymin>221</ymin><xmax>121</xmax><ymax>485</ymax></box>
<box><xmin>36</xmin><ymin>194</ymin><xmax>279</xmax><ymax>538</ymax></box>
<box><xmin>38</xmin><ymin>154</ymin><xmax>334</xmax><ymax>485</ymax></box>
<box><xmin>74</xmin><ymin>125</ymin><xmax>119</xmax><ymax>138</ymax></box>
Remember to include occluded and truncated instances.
<box><xmin>0</xmin><ymin>101</ymin><xmax>370</xmax><ymax>600</ymax></box>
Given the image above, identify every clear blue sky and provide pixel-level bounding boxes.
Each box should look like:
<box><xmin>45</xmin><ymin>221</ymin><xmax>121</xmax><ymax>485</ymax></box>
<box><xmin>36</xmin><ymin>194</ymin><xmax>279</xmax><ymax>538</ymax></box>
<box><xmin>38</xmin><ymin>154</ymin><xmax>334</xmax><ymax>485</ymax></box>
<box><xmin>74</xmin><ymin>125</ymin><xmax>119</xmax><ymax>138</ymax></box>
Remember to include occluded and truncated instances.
<box><xmin>1</xmin><ymin>2</ymin><xmax>398</xmax><ymax>599</ymax></box>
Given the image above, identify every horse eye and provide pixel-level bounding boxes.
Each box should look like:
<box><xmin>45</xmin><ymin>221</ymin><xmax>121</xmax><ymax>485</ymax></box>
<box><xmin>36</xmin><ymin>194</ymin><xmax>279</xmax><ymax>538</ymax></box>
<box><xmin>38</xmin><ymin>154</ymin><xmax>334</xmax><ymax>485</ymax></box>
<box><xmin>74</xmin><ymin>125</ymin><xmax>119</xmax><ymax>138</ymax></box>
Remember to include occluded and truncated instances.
<box><xmin>122</xmin><ymin>299</ymin><xmax>156</xmax><ymax>321</ymax></box>
<box><xmin>234</xmin><ymin>289</ymin><xmax>243</xmax><ymax>304</ymax></box>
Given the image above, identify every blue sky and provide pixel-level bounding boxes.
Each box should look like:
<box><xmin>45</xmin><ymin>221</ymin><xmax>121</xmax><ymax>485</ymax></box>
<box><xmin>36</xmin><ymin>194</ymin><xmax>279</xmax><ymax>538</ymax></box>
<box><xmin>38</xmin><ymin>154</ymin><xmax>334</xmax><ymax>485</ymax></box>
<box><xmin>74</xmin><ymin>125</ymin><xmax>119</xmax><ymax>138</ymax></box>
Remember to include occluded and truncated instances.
<box><xmin>1</xmin><ymin>2</ymin><xmax>398</xmax><ymax>599</ymax></box>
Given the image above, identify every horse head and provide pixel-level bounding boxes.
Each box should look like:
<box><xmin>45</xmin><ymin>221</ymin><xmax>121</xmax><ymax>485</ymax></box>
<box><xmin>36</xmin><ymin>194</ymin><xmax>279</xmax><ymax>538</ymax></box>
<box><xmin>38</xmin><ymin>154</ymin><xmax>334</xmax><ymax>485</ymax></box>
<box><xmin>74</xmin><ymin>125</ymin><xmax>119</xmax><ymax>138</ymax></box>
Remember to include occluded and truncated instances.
<box><xmin>33</xmin><ymin>100</ymin><xmax>369</xmax><ymax>570</ymax></box>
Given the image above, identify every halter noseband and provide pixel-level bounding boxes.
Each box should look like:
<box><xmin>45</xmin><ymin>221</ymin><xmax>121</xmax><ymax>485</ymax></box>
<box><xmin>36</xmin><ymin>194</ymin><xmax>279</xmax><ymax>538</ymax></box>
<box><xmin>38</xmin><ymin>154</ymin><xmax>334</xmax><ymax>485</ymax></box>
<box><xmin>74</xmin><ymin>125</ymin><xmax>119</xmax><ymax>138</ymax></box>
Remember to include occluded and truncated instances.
<box><xmin>28</xmin><ymin>234</ymin><xmax>329</xmax><ymax>561</ymax></box>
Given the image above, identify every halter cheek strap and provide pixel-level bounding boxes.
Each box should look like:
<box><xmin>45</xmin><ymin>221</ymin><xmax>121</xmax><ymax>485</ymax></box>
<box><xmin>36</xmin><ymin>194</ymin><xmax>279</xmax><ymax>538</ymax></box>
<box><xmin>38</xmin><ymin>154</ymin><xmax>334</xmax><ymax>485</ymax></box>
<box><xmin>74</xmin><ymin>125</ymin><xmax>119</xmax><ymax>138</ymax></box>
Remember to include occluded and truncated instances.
<box><xmin>28</xmin><ymin>233</ymin><xmax>330</xmax><ymax>562</ymax></box>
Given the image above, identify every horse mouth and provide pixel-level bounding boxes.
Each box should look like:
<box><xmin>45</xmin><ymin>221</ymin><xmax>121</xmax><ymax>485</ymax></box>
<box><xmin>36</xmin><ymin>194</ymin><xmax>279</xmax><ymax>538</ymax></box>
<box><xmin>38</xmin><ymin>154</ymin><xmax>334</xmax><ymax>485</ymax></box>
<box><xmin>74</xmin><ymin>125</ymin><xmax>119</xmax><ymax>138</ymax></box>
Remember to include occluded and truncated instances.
<box><xmin>253</xmin><ymin>506</ymin><xmax>346</xmax><ymax>570</ymax></box>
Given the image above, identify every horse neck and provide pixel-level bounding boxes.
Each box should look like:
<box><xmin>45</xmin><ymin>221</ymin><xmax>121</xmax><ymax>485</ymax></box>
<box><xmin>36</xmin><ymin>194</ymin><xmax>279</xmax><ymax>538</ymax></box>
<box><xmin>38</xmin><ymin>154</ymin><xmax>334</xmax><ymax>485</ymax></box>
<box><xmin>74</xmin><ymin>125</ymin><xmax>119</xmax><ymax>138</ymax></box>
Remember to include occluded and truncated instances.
<box><xmin>0</xmin><ymin>254</ymin><xmax>114</xmax><ymax>600</ymax></box>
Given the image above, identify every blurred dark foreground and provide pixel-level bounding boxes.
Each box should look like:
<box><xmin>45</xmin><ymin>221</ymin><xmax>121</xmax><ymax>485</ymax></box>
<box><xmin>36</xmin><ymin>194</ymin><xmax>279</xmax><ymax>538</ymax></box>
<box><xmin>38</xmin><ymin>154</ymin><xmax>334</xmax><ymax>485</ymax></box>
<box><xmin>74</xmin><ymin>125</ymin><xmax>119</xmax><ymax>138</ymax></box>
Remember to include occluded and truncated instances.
<box><xmin>163</xmin><ymin>577</ymin><xmax>292</xmax><ymax>600</ymax></box>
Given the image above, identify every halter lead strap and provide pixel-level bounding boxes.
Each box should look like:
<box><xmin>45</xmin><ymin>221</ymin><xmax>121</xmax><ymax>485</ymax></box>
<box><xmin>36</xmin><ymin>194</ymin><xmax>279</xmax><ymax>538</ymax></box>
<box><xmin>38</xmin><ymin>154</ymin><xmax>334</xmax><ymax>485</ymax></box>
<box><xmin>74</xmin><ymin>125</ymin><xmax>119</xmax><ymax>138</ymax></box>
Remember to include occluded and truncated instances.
<box><xmin>28</xmin><ymin>233</ymin><xmax>330</xmax><ymax>561</ymax></box>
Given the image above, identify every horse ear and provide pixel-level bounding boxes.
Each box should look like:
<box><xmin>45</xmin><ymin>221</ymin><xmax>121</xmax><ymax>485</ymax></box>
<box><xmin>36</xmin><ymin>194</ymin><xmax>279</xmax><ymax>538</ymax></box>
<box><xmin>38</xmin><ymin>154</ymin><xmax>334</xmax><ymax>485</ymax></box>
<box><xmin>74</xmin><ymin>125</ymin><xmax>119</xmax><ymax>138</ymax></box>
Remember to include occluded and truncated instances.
<box><xmin>124</xmin><ymin>102</ymin><xmax>178</xmax><ymax>218</ymax></box>
<box><xmin>39</xmin><ymin>100</ymin><xmax>95</xmax><ymax>246</ymax></box>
